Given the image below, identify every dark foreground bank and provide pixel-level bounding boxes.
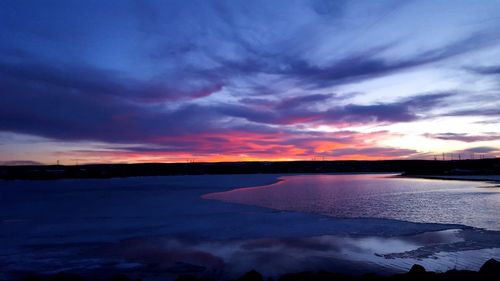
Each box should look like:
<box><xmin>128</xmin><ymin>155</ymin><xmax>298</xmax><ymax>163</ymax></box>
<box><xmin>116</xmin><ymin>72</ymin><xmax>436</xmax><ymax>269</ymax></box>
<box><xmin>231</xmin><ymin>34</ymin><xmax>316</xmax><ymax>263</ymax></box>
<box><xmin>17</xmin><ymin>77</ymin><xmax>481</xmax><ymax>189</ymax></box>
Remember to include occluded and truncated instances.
<box><xmin>6</xmin><ymin>259</ymin><xmax>500</xmax><ymax>281</ymax></box>
<box><xmin>1</xmin><ymin>158</ymin><xmax>499</xmax><ymax>180</ymax></box>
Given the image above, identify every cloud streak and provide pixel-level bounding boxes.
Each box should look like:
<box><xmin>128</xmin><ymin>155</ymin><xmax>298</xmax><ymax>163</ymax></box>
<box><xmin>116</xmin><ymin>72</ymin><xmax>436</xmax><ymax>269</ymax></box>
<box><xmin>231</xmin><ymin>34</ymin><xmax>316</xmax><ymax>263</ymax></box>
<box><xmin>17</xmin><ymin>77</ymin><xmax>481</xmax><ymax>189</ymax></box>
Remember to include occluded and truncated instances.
<box><xmin>0</xmin><ymin>0</ymin><xmax>499</xmax><ymax>163</ymax></box>
<box><xmin>425</xmin><ymin>133</ymin><xmax>500</xmax><ymax>143</ymax></box>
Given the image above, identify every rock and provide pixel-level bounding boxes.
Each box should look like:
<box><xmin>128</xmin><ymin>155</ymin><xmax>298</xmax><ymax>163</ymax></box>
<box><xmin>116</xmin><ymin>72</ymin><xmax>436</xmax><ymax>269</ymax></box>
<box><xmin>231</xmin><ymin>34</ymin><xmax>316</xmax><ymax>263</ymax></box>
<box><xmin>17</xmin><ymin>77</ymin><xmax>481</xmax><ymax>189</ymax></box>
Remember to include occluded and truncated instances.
<box><xmin>109</xmin><ymin>274</ymin><xmax>141</xmax><ymax>281</ymax></box>
<box><xmin>175</xmin><ymin>276</ymin><xmax>199</xmax><ymax>281</ymax></box>
<box><xmin>167</xmin><ymin>262</ymin><xmax>206</xmax><ymax>274</ymax></box>
<box><xmin>175</xmin><ymin>275</ymin><xmax>216</xmax><ymax>281</ymax></box>
<box><xmin>480</xmin><ymin>258</ymin><xmax>500</xmax><ymax>277</ymax></box>
<box><xmin>278</xmin><ymin>271</ymin><xmax>351</xmax><ymax>281</ymax></box>
<box><xmin>408</xmin><ymin>264</ymin><xmax>426</xmax><ymax>275</ymax></box>
<box><xmin>50</xmin><ymin>273</ymin><xmax>87</xmax><ymax>281</ymax></box>
<box><xmin>236</xmin><ymin>270</ymin><xmax>264</xmax><ymax>281</ymax></box>
<box><xmin>440</xmin><ymin>269</ymin><xmax>477</xmax><ymax>281</ymax></box>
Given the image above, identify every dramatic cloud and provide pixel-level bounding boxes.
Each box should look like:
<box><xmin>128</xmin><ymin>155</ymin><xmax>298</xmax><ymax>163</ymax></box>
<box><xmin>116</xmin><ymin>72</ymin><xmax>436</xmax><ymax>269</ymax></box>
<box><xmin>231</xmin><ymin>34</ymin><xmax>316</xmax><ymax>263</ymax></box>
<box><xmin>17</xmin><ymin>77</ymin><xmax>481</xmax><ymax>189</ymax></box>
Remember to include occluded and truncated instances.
<box><xmin>447</xmin><ymin>146</ymin><xmax>500</xmax><ymax>159</ymax></box>
<box><xmin>0</xmin><ymin>0</ymin><xmax>499</xmax><ymax>163</ymax></box>
<box><xmin>467</xmin><ymin>65</ymin><xmax>500</xmax><ymax>75</ymax></box>
<box><xmin>425</xmin><ymin>133</ymin><xmax>500</xmax><ymax>143</ymax></box>
<box><xmin>328</xmin><ymin>147</ymin><xmax>418</xmax><ymax>158</ymax></box>
<box><xmin>211</xmin><ymin>34</ymin><xmax>498</xmax><ymax>90</ymax></box>
<box><xmin>460</xmin><ymin>146</ymin><xmax>499</xmax><ymax>154</ymax></box>
<box><xmin>0</xmin><ymin>160</ymin><xmax>43</xmax><ymax>166</ymax></box>
<box><xmin>444</xmin><ymin>108</ymin><xmax>500</xmax><ymax>118</ymax></box>
<box><xmin>219</xmin><ymin>92</ymin><xmax>451</xmax><ymax>125</ymax></box>
<box><xmin>0</xmin><ymin>60</ymin><xmax>224</xmax><ymax>103</ymax></box>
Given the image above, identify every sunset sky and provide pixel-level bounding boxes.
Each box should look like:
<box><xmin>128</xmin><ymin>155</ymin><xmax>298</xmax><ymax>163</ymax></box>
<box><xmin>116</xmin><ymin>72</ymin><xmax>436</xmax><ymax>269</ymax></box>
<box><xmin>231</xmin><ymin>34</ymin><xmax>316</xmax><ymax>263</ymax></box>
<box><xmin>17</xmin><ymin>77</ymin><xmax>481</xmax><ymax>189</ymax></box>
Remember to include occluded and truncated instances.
<box><xmin>1</xmin><ymin>0</ymin><xmax>500</xmax><ymax>165</ymax></box>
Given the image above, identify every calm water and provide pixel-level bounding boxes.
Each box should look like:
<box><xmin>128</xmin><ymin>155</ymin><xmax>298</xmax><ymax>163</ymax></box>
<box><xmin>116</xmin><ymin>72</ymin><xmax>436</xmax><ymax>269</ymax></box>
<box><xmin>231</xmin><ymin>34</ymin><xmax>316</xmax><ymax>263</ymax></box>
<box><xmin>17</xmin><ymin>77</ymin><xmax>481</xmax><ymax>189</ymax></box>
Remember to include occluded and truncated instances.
<box><xmin>1</xmin><ymin>174</ymin><xmax>500</xmax><ymax>279</ymax></box>
<box><xmin>204</xmin><ymin>174</ymin><xmax>500</xmax><ymax>230</ymax></box>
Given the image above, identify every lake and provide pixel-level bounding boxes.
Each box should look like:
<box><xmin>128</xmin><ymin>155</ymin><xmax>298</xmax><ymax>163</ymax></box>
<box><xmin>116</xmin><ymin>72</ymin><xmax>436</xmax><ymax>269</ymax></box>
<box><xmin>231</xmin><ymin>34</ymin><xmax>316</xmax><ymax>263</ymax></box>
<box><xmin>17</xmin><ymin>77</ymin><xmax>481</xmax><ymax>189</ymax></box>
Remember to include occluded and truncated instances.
<box><xmin>1</xmin><ymin>174</ymin><xmax>499</xmax><ymax>280</ymax></box>
<box><xmin>204</xmin><ymin>174</ymin><xmax>500</xmax><ymax>230</ymax></box>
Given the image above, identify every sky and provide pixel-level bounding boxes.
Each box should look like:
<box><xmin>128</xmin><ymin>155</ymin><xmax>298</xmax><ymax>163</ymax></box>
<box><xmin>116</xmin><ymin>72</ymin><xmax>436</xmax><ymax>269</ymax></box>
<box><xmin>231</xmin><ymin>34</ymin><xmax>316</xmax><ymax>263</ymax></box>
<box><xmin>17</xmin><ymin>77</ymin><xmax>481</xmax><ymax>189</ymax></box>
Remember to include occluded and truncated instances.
<box><xmin>1</xmin><ymin>0</ymin><xmax>500</xmax><ymax>165</ymax></box>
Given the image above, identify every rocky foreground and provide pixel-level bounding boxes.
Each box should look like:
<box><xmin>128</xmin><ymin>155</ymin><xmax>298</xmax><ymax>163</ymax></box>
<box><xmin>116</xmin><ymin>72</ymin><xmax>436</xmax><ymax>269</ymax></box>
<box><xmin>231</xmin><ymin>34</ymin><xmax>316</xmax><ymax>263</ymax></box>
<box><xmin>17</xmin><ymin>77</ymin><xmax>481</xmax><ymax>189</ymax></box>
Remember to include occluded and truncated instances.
<box><xmin>6</xmin><ymin>259</ymin><xmax>500</xmax><ymax>281</ymax></box>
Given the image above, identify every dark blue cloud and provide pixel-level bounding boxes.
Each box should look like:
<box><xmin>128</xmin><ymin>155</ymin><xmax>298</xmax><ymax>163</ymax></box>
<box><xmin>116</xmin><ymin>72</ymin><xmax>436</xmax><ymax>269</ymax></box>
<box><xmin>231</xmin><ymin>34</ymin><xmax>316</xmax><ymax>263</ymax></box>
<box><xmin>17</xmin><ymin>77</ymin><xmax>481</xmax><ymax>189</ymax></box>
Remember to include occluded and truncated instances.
<box><xmin>218</xmin><ymin>93</ymin><xmax>452</xmax><ymax>125</ymax></box>
<box><xmin>425</xmin><ymin>133</ymin><xmax>500</xmax><ymax>143</ymax></box>
<box><xmin>466</xmin><ymin>65</ymin><xmax>500</xmax><ymax>75</ymax></box>
<box><xmin>276</xmin><ymin>94</ymin><xmax>335</xmax><ymax>109</ymax></box>
<box><xmin>460</xmin><ymin>147</ymin><xmax>499</xmax><ymax>154</ymax></box>
<box><xmin>0</xmin><ymin>64</ymin><xmax>223</xmax><ymax>143</ymax></box>
<box><xmin>0</xmin><ymin>59</ymin><xmax>224</xmax><ymax>102</ymax></box>
<box><xmin>0</xmin><ymin>0</ymin><xmax>499</xmax><ymax>161</ymax></box>
<box><xmin>328</xmin><ymin>147</ymin><xmax>417</xmax><ymax>157</ymax></box>
<box><xmin>326</xmin><ymin>92</ymin><xmax>452</xmax><ymax>123</ymax></box>
<box><xmin>0</xmin><ymin>160</ymin><xmax>43</xmax><ymax>166</ymax></box>
<box><xmin>443</xmin><ymin>108</ymin><xmax>500</xmax><ymax>117</ymax></box>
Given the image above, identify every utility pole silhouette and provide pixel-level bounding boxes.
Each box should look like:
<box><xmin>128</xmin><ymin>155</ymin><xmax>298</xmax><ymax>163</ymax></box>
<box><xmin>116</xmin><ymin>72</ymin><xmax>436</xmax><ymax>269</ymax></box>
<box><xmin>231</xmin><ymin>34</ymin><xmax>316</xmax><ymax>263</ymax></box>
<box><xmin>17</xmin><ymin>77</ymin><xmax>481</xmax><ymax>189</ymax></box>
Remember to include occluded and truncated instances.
<box><xmin>442</xmin><ymin>153</ymin><xmax>445</xmax><ymax>161</ymax></box>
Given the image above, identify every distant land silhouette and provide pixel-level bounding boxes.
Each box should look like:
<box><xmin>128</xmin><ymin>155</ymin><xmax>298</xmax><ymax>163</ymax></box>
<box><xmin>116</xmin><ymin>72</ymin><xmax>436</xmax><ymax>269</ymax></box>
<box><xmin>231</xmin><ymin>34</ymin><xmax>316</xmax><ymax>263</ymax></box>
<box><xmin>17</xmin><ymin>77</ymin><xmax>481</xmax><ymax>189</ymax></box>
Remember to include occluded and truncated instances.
<box><xmin>0</xmin><ymin>158</ymin><xmax>498</xmax><ymax>180</ymax></box>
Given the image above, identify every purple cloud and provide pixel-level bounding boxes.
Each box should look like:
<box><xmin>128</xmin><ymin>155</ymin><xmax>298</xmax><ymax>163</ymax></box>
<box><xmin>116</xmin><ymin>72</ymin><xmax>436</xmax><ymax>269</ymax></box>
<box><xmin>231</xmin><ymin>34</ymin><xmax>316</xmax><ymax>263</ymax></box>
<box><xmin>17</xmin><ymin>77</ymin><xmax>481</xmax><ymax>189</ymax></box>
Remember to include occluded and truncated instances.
<box><xmin>276</xmin><ymin>94</ymin><xmax>334</xmax><ymax>109</ymax></box>
<box><xmin>327</xmin><ymin>147</ymin><xmax>417</xmax><ymax>157</ymax></box>
<box><xmin>467</xmin><ymin>65</ymin><xmax>500</xmax><ymax>75</ymax></box>
<box><xmin>425</xmin><ymin>133</ymin><xmax>500</xmax><ymax>142</ymax></box>
<box><xmin>0</xmin><ymin>0</ymin><xmax>499</xmax><ymax>162</ymax></box>
<box><xmin>219</xmin><ymin>93</ymin><xmax>451</xmax><ymax>125</ymax></box>
<box><xmin>0</xmin><ymin>160</ymin><xmax>43</xmax><ymax>166</ymax></box>
<box><xmin>460</xmin><ymin>146</ymin><xmax>499</xmax><ymax>154</ymax></box>
<box><xmin>0</xmin><ymin>60</ymin><xmax>224</xmax><ymax>103</ymax></box>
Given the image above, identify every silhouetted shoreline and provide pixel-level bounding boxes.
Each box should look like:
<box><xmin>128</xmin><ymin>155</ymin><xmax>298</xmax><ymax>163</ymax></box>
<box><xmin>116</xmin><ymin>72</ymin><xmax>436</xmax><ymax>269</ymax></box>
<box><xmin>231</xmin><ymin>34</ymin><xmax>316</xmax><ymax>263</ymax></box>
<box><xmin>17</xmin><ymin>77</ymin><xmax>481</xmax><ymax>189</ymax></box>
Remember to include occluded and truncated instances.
<box><xmin>1</xmin><ymin>159</ymin><xmax>498</xmax><ymax>180</ymax></box>
<box><xmin>401</xmin><ymin>174</ymin><xmax>500</xmax><ymax>184</ymax></box>
<box><xmin>6</xmin><ymin>258</ymin><xmax>500</xmax><ymax>281</ymax></box>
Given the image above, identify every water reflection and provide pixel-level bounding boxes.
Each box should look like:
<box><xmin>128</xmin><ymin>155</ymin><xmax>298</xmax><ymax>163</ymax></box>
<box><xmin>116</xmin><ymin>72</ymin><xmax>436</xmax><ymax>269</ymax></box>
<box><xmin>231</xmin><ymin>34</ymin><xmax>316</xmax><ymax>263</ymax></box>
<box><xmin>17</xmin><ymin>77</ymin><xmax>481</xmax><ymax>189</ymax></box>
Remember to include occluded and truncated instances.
<box><xmin>204</xmin><ymin>174</ymin><xmax>500</xmax><ymax>230</ymax></box>
<box><xmin>86</xmin><ymin>229</ymin><xmax>496</xmax><ymax>279</ymax></box>
<box><xmin>2</xmin><ymin>228</ymin><xmax>499</xmax><ymax>280</ymax></box>
<box><xmin>2</xmin><ymin>174</ymin><xmax>500</xmax><ymax>280</ymax></box>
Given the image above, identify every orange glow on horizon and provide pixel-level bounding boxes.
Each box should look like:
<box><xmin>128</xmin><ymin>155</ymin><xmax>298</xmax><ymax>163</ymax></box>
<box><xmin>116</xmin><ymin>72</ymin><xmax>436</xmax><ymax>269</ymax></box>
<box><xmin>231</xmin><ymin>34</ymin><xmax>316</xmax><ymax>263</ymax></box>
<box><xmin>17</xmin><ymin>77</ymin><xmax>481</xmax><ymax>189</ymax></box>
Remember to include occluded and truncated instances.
<box><xmin>44</xmin><ymin>149</ymin><xmax>401</xmax><ymax>165</ymax></box>
<box><xmin>11</xmin><ymin>129</ymin><xmax>485</xmax><ymax>165</ymax></box>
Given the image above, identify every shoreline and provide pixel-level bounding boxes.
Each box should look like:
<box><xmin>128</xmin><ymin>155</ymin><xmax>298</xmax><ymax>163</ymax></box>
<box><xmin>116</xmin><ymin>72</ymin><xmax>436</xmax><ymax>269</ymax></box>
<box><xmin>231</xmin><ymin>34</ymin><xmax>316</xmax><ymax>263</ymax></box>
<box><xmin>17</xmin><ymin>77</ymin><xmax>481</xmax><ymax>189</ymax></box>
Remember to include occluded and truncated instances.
<box><xmin>2</xmin><ymin>158</ymin><xmax>498</xmax><ymax>180</ymax></box>
<box><xmin>401</xmin><ymin>174</ymin><xmax>500</xmax><ymax>184</ymax></box>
